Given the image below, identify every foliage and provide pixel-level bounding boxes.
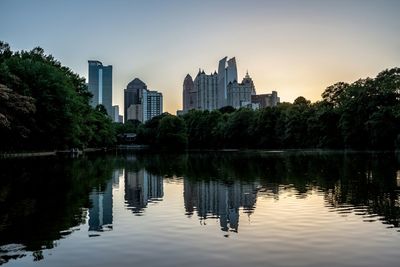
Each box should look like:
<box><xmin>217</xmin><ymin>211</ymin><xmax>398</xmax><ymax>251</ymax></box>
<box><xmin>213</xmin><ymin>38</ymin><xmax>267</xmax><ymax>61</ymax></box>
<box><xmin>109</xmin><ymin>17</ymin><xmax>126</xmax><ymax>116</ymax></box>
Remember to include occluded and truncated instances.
<box><xmin>176</xmin><ymin>67</ymin><xmax>400</xmax><ymax>150</ymax></box>
<box><xmin>137</xmin><ymin>113</ymin><xmax>187</xmax><ymax>149</ymax></box>
<box><xmin>0</xmin><ymin>41</ymin><xmax>115</xmax><ymax>150</ymax></box>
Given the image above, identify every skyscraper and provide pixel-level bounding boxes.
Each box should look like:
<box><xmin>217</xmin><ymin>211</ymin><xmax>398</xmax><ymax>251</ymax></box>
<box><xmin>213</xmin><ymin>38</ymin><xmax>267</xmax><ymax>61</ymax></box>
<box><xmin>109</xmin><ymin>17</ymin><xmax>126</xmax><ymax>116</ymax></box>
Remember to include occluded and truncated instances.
<box><xmin>142</xmin><ymin>89</ymin><xmax>163</xmax><ymax>122</ymax></box>
<box><xmin>88</xmin><ymin>60</ymin><xmax>113</xmax><ymax>116</ymax></box>
<box><xmin>124</xmin><ymin>78</ymin><xmax>146</xmax><ymax>123</ymax></box>
<box><xmin>124</xmin><ymin>78</ymin><xmax>163</xmax><ymax>123</ymax></box>
<box><xmin>227</xmin><ymin>71</ymin><xmax>256</xmax><ymax>109</ymax></box>
<box><xmin>194</xmin><ymin>70</ymin><xmax>218</xmax><ymax>111</ymax></box>
<box><xmin>182</xmin><ymin>74</ymin><xmax>196</xmax><ymax>112</ymax></box>
<box><xmin>182</xmin><ymin>57</ymin><xmax>279</xmax><ymax>113</ymax></box>
<box><xmin>217</xmin><ymin>57</ymin><xmax>238</xmax><ymax>108</ymax></box>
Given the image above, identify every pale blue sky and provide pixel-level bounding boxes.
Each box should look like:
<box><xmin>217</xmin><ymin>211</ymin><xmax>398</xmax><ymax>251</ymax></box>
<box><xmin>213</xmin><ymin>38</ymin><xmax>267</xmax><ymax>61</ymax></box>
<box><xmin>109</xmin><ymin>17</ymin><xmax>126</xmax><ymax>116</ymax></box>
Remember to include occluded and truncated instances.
<box><xmin>1</xmin><ymin>0</ymin><xmax>399</xmax><ymax>113</ymax></box>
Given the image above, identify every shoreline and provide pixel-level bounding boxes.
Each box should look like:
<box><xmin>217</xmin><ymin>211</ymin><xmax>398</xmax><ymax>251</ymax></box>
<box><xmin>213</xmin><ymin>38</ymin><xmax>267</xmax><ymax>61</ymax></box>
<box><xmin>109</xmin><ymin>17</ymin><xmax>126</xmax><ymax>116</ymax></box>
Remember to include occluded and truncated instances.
<box><xmin>0</xmin><ymin>148</ymin><xmax>107</xmax><ymax>158</ymax></box>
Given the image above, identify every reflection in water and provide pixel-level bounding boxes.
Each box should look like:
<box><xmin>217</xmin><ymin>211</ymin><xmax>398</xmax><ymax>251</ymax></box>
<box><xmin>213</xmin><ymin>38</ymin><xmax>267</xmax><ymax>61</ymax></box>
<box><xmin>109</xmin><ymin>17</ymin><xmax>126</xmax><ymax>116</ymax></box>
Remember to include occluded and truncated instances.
<box><xmin>124</xmin><ymin>169</ymin><xmax>163</xmax><ymax>214</ymax></box>
<box><xmin>88</xmin><ymin>180</ymin><xmax>113</xmax><ymax>232</ymax></box>
<box><xmin>0</xmin><ymin>152</ymin><xmax>400</xmax><ymax>266</ymax></box>
<box><xmin>184</xmin><ymin>180</ymin><xmax>259</xmax><ymax>232</ymax></box>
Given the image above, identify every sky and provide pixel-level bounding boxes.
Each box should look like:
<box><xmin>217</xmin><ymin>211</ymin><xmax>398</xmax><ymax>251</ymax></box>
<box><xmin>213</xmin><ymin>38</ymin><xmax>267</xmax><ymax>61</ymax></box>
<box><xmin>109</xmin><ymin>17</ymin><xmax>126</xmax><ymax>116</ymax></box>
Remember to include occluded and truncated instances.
<box><xmin>1</xmin><ymin>0</ymin><xmax>399</xmax><ymax>114</ymax></box>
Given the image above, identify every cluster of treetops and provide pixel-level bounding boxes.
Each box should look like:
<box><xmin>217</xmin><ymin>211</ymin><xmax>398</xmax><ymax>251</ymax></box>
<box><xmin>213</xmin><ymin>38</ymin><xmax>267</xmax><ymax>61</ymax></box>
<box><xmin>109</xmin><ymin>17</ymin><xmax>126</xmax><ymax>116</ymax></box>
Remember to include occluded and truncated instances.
<box><xmin>1</xmin><ymin>41</ymin><xmax>400</xmax><ymax>151</ymax></box>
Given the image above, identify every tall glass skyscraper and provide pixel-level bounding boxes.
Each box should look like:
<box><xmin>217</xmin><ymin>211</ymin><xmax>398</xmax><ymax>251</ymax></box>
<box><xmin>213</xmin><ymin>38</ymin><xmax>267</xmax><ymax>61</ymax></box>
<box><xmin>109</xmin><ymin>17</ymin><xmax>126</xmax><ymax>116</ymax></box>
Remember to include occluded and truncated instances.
<box><xmin>88</xmin><ymin>60</ymin><xmax>113</xmax><ymax>116</ymax></box>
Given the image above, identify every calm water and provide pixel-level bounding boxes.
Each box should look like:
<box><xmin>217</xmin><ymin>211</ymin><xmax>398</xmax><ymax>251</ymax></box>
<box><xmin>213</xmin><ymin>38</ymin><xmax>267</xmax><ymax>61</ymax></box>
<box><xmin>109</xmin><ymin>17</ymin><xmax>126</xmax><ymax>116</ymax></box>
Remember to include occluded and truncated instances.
<box><xmin>1</xmin><ymin>151</ymin><xmax>400</xmax><ymax>267</ymax></box>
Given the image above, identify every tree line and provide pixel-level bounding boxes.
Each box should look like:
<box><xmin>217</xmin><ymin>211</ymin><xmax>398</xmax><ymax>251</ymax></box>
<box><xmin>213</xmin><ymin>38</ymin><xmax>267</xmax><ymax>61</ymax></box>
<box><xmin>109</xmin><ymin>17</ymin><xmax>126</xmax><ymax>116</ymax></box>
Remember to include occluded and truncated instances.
<box><xmin>0</xmin><ymin>42</ymin><xmax>115</xmax><ymax>151</ymax></box>
<box><xmin>1</xmin><ymin>41</ymin><xmax>399</xmax><ymax>151</ymax></box>
<box><xmin>137</xmin><ymin>67</ymin><xmax>400</xmax><ymax>150</ymax></box>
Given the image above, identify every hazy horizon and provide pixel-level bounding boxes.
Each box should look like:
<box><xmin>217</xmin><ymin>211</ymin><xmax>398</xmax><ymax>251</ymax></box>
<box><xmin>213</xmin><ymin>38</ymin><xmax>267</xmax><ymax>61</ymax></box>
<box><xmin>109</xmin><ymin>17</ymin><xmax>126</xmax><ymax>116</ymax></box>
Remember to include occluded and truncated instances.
<box><xmin>1</xmin><ymin>0</ymin><xmax>399</xmax><ymax>114</ymax></box>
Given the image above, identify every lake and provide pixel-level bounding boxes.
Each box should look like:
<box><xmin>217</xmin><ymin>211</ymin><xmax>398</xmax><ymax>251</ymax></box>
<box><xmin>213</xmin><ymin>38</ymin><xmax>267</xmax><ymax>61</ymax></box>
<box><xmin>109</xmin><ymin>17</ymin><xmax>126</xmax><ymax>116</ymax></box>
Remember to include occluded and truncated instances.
<box><xmin>0</xmin><ymin>151</ymin><xmax>399</xmax><ymax>267</ymax></box>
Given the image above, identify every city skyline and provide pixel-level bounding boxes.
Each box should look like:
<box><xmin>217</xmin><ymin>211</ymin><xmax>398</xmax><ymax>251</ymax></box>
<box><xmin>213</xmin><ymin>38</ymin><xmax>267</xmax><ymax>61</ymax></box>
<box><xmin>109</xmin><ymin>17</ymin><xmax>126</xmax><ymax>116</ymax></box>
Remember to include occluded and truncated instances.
<box><xmin>1</xmin><ymin>0</ymin><xmax>399</xmax><ymax>113</ymax></box>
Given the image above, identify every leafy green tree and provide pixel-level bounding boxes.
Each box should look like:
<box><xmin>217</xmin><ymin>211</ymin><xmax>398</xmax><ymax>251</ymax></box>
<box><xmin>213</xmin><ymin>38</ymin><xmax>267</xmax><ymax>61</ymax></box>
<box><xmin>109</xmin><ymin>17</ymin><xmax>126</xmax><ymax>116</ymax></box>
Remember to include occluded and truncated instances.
<box><xmin>224</xmin><ymin>108</ymin><xmax>255</xmax><ymax>148</ymax></box>
<box><xmin>0</xmin><ymin>41</ymin><xmax>116</xmax><ymax>150</ymax></box>
<box><xmin>157</xmin><ymin>114</ymin><xmax>188</xmax><ymax>149</ymax></box>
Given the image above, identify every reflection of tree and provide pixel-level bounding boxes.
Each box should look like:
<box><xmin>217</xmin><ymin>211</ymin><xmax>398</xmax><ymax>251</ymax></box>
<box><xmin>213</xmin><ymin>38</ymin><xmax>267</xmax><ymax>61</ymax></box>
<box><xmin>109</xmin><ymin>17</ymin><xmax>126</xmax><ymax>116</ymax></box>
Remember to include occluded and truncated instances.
<box><xmin>131</xmin><ymin>151</ymin><xmax>400</xmax><ymax>230</ymax></box>
<box><xmin>0</xmin><ymin>155</ymin><xmax>118</xmax><ymax>263</ymax></box>
<box><xmin>322</xmin><ymin>153</ymin><xmax>400</xmax><ymax>227</ymax></box>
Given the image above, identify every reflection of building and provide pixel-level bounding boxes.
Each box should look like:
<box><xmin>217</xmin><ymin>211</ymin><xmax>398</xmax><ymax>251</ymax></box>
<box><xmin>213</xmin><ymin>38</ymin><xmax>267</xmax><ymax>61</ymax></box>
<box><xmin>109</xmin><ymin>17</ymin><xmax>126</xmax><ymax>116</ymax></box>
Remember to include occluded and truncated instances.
<box><xmin>184</xmin><ymin>179</ymin><xmax>259</xmax><ymax>232</ymax></box>
<box><xmin>125</xmin><ymin>169</ymin><xmax>163</xmax><ymax>213</ymax></box>
<box><xmin>88</xmin><ymin>179</ymin><xmax>113</xmax><ymax>232</ymax></box>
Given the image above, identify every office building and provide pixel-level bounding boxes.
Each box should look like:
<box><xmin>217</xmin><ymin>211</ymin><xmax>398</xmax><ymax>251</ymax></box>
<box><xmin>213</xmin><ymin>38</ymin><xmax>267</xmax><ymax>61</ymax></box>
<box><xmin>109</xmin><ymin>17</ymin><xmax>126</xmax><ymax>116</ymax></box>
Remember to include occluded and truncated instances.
<box><xmin>124</xmin><ymin>78</ymin><xmax>163</xmax><ymax>123</ymax></box>
<box><xmin>88</xmin><ymin>60</ymin><xmax>113</xmax><ymax>116</ymax></box>
<box><xmin>218</xmin><ymin>57</ymin><xmax>238</xmax><ymax>108</ymax></box>
<box><xmin>182</xmin><ymin>74</ymin><xmax>197</xmax><ymax>112</ymax></box>
<box><xmin>142</xmin><ymin>89</ymin><xmax>163</xmax><ymax>122</ymax></box>
<box><xmin>194</xmin><ymin>70</ymin><xmax>218</xmax><ymax>111</ymax></box>
<box><xmin>227</xmin><ymin>71</ymin><xmax>256</xmax><ymax>109</ymax></box>
<box><xmin>111</xmin><ymin>105</ymin><xmax>120</xmax><ymax>123</ymax></box>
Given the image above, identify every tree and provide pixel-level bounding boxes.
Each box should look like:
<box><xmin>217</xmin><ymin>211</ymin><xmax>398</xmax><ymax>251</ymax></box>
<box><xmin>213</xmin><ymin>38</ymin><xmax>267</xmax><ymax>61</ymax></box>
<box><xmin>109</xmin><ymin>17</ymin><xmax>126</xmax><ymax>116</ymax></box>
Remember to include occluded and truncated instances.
<box><xmin>0</xmin><ymin>41</ymin><xmax>116</xmax><ymax>150</ymax></box>
<box><xmin>157</xmin><ymin>115</ymin><xmax>188</xmax><ymax>149</ymax></box>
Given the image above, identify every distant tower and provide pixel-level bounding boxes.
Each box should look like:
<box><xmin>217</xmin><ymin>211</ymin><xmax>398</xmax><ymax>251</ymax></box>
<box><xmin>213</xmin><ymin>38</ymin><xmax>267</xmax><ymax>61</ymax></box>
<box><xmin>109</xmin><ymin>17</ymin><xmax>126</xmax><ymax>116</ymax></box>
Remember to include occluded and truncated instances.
<box><xmin>194</xmin><ymin>70</ymin><xmax>218</xmax><ymax>111</ymax></box>
<box><xmin>217</xmin><ymin>57</ymin><xmax>238</xmax><ymax>108</ymax></box>
<box><xmin>243</xmin><ymin>71</ymin><xmax>256</xmax><ymax>95</ymax></box>
<box><xmin>124</xmin><ymin>78</ymin><xmax>162</xmax><ymax>123</ymax></box>
<box><xmin>124</xmin><ymin>78</ymin><xmax>147</xmax><ymax>123</ymax></box>
<box><xmin>183</xmin><ymin>74</ymin><xmax>195</xmax><ymax>112</ymax></box>
<box><xmin>88</xmin><ymin>60</ymin><xmax>112</xmax><ymax>116</ymax></box>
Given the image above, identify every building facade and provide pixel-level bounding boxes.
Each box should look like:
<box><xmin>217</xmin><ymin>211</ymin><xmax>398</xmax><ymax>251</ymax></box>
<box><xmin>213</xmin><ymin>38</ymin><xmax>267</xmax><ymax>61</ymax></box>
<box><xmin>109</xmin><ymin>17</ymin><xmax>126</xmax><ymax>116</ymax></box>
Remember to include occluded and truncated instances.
<box><xmin>227</xmin><ymin>71</ymin><xmax>256</xmax><ymax>109</ymax></box>
<box><xmin>194</xmin><ymin>70</ymin><xmax>218</xmax><ymax>111</ymax></box>
<box><xmin>111</xmin><ymin>105</ymin><xmax>120</xmax><ymax>123</ymax></box>
<box><xmin>142</xmin><ymin>89</ymin><xmax>163</xmax><ymax>122</ymax></box>
<box><xmin>182</xmin><ymin>56</ymin><xmax>280</xmax><ymax>113</ymax></box>
<box><xmin>251</xmin><ymin>91</ymin><xmax>280</xmax><ymax>108</ymax></box>
<box><xmin>124</xmin><ymin>78</ymin><xmax>146</xmax><ymax>123</ymax></box>
<box><xmin>183</xmin><ymin>74</ymin><xmax>197</xmax><ymax>112</ymax></box>
<box><xmin>88</xmin><ymin>60</ymin><xmax>113</xmax><ymax>116</ymax></box>
<box><xmin>124</xmin><ymin>78</ymin><xmax>163</xmax><ymax>123</ymax></box>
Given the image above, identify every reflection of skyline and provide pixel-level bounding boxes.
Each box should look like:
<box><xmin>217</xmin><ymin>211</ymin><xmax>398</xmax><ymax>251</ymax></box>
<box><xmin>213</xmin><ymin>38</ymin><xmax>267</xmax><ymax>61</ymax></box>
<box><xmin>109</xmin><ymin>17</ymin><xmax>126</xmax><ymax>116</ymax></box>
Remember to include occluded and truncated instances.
<box><xmin>184</xmin><ymin>179</ymin><xmax>260</xmax><ymax>232</ymax></box>
<box><xmin>124</xmin><ymin>169</ymin><xmax>163</xmax><ymax>214</ymax></box>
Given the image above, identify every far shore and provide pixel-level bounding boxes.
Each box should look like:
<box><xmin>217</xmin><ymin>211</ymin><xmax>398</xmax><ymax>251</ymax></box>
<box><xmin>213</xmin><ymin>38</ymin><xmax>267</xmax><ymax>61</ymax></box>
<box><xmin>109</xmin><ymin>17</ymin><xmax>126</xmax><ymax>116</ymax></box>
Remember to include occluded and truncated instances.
<box><xmin>0</xmin><ymin>148</ymin><xmax>108</xmax><ymax>158</ymax></box>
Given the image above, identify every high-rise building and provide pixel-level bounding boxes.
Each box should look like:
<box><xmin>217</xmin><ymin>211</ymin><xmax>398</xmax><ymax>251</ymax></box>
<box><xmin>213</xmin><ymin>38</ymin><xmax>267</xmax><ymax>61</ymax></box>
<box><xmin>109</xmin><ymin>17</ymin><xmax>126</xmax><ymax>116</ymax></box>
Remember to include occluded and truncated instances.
<box><xmin>218</xmin><ymin>57</ymin><xmax>238</xmax><ymax>108</ymax></box>
<box><xmin>124</xmin><ymin>78</ymin><xmax>163</xmax><ymax>123</ymax></box>
<box><xmin>124</xmin><ymin>78</ymin><xmax>146</xmax><ymax>123</ymax></box>
<box><xmin>227</xmin><ymin>71</ymin><xmax>256</xmax><ymax>109</ymax></box>
<box><xmin>88</xmin><ymin>60</ymin><xmax>113</xmax><ymax>116</ymax></box>
<box><xmin>194</xmin><ymin>70</ymin><xmax>218</xmax><ymax>111</ymax></box>
<box><xmin>182</xmin><ymin>57</ymin><xmax>280</xmax><ymax>113</ymax></box>
<box><xmin>142</xmin><ymin>89</ymin><xmax>163</xmax><ymax>122</ymax></box>
<box><xmin>111</xmin><ymin>105</ymin><xmax>120</xmax><ymax>123</ymax></box>
<box><xmin>182</xmin><ymin>74</ymin><xmax>197</xmax><ymax>112</ymax></box>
